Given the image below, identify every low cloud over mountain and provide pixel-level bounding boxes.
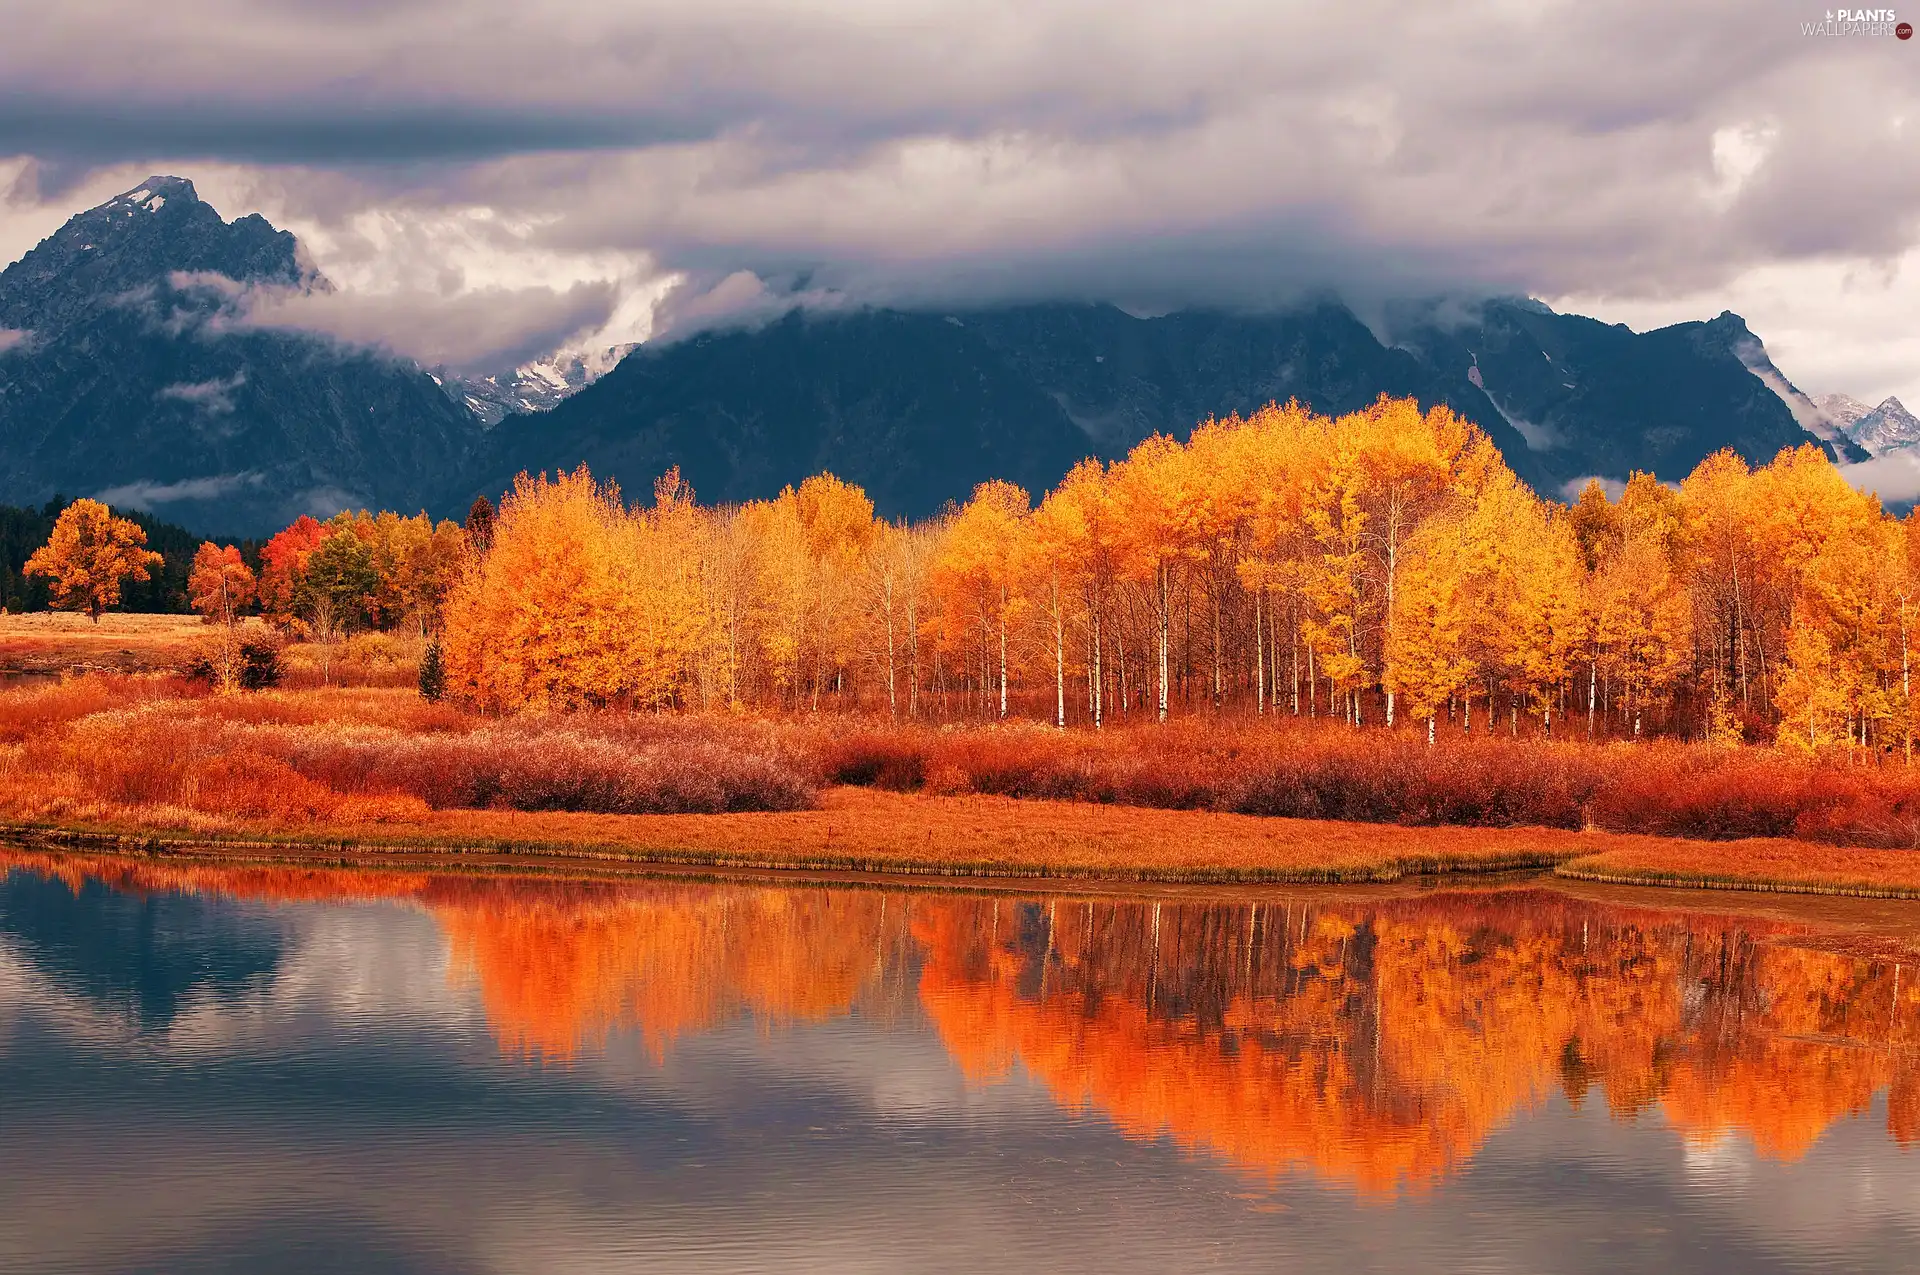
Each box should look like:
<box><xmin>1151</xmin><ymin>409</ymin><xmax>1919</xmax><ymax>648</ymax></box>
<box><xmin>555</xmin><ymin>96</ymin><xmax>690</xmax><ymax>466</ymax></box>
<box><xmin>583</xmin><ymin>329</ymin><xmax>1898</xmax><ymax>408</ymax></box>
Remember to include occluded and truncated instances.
<box><xmin>0</xmin><ymin>3</ymin><xmax>1914</xmax><ymax>403</ymax></box>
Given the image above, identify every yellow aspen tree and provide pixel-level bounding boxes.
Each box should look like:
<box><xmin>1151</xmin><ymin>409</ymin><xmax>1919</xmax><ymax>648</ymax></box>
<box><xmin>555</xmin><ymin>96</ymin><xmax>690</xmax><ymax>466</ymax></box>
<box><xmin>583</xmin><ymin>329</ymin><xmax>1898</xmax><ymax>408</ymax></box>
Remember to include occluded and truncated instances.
<box><xmin>735</xmin><ymin>492</ymin><xmax>812</xmax><ymax>706</ymax></box>
<box><xmin>794</xmin><ymin>473</ymin><xmax>878</xmax><ymax>707</ymax></box>
<box><xmin>1351</xmin><ymin>397</ymin><xmax>1483</xmax><ymax>728</ymax></box>
<box><xmin>1776</xmin><ymin>612</ymin><xmax>1850</xmax><ymax>751</ymax></box>
<box><xmin>1028</xmin><ymin>466</ymin><xmax>1107</xmax><ymax>728</ymax></box>
<box><xmin>442</xmin><ymin>466</ymin><xmax>663</xmax><ymax>712</ymax></box>
<box><xmin>1384</xmin><ymin>513</ymin><xmax>1477</xmax><ymax>744</ymax></box>
<box><xmin>633</xmin><ymin>467</ymin><xmax>712</xmax><ymax>709</ymax></box>
<box><xmin>1493</xmin><ymin>498</ymin><xmax>1584</xmax><ymax>737</ymax></box>
<box><xmin>1108</xmin><ymin>435</ymin><xmax>1200</xmax><ymax>724</ymax></box>
<box><xmin>1679</xmin><ymin>452</ymin><xmax>1760</xmax><ymax>718</ymax></box>
<box><xmin>1302</xmin><ymin>427</ymin><xmax>1371</xmax><ymax>726</ymax></box>
<box><xmin>1239</xmin><ymin>402</ymin><xmax>1326</xmax><ymax>717</ymax></box>
<box><xmin>860</xmin><ymin>521</ymin><xmax>917</xmax><ymax>720</ymax></box>
<box><xmin>1602</xmin><ymin>531</ymin><xmax>1693</xmax><ymax>737</ymax></box>
<box><xmin>930</xmin><ymin>480</ymin><xmax>1031</xmax><ymax>719</ymax></box>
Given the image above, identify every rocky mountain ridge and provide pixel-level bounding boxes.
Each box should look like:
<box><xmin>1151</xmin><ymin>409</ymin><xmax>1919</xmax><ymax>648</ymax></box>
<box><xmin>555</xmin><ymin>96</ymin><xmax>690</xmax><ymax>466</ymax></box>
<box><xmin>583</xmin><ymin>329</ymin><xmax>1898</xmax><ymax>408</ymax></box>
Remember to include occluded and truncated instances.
<box><xmin>0</xmin><ymin>176</ymin><xmax>1881</xmax><ymax>534</ymax></box>
<box><xmin>0</xmin><ymin>177</ymin><xmax>479</xmax><ymax>536</ymax></box>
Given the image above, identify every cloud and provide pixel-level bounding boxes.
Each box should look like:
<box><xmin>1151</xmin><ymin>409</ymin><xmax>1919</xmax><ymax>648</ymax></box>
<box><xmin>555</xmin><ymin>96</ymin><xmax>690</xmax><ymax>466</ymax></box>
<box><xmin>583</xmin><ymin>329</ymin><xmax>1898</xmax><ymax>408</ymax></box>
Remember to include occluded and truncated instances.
<box><xmin>1558</xmin><ymin>476</ymin><xmax>1628</xmax><ymax>503</ymax></box>
<box><xmin>164</xmin><ymin>266</ymin><xmax>621</xmax><ymax>373</ymax></box>
<box><xmin>233</xmin><ymin>278</ymin><xmax>619</xmax><ymax>372</ymax></box>
<box><xmin>93</xmin><ymin>472</ymin><xmax>265</xmax><ymax>510</ymax></box>
<box><xmin>1839</xmin><ymin>450</ymin><xmax>1920</xmax><ymax>507</ymax></box>
<box><xmin>156</xmin><ymin>371</ymin><xmax>245</xmax><ymax>414</ymax></box>
<box><xmin>0</xmin><ymin>326</ymin><xmax>29</xmax><ymax>352</ymax></box>
<box><xmin>648</xmin><ymin>269</ymin><xmax>854</xmax><ymax>341</ymax></box>
<box><xmin>0</xmin><ymin>3</ymin><xmax>1918</xmax><ymax>393</ymax></box>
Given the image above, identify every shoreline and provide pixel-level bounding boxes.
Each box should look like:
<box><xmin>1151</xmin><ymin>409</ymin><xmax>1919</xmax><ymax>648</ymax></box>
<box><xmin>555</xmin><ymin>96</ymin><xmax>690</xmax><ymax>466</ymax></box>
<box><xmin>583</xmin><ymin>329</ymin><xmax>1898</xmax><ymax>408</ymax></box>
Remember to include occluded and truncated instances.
<box><xmin>8</xmin><ymin>786</ymin><xmax>1920</xmax><ymax>901</ymax></box>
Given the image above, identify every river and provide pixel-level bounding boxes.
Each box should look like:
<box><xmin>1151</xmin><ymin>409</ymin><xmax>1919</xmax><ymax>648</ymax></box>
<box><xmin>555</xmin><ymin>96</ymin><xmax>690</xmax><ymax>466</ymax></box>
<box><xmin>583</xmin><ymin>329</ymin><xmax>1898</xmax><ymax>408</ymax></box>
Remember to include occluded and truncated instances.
<box><xmin>2</xmin><ymin>847</ymin><xmax>1917</xmax><ymax>1273</ymax></box>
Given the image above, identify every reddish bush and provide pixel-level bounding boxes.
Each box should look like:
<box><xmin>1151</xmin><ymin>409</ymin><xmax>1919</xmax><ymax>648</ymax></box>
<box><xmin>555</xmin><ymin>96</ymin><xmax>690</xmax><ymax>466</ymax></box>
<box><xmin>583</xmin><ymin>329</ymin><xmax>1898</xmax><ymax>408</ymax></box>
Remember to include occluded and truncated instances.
<box><xmin>0</xmin><ymin>673</ymin><xmax>201</xmax><ymax>743</ymax></box>
<box><xmin>783</xmin><ymin>717</ymin><xmax>1920</xmax><ymax>847</ymax></box>
<box><xmin>35</xmin><ymin>689</ymin><xmax>816</xmax><ymax>818</ymax></box>
<box><xmin>22</xmin><ymin>676</ymin><xmax>1920</xmax><ymax>847</ymax></box>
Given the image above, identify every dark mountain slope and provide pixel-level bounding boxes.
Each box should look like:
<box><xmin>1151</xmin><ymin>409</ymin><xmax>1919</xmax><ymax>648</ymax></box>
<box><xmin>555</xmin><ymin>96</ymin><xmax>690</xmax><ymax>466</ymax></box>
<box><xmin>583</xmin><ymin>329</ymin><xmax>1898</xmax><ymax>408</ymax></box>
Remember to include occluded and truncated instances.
<box><xmin>1393</xmin><ymin>301</ymin><xmax>1862</xmax><ymax>492</ymax></box>
<box><xmin>461</xmin><ymin>298</ymin><xmax>1837</xmax><ymax>516</ymax></box>
<box><xmin>464</xmin><ymin>309</ymin><xmax>1106</xmax><ymax>516</ymax></box>
<box><xmin>462</xmin><ymin>302</ymin><xmax>1541</xmax><ymax>518</ymax></box>
<box><xmin>0</xmin><ymin>177</ymin><xmax>480</xmax><ymax>536</ymax></box>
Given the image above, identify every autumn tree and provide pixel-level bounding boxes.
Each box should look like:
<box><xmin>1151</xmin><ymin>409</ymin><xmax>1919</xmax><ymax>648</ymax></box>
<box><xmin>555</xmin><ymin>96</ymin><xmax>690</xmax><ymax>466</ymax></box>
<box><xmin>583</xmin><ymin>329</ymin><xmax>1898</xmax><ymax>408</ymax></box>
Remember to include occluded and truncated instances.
<box><xmin>186</xmin><ymin>543</ymin><xmax>257</xmax><ymax>691</ymax></box>
<box><xmin>931</xmin><ymin>481</ymin><xmax>1031</xmax><ymax>719</ymax></box>
<box><xmin>257</xmin><ymin>515</ymin><xmax>328</xmax><ymax>627</ymax></box>
<box><xmin>1384</xmin><ymin>513</ymin><xmax>1477</xmax><ymax>744</ymax></box>
<box><xmin>1107</xmin><ymin>436</ymin><xmax>1195</xmax><ymax>723</ymax></box>
<box><xmin>188</xmin><ymin>543</ymin><xmax>256</xmax><ymax>626</ymax></box>
<box><xmin>296</xmin><ymin>527</ymin><xmax>379</xmax><ymax>682</ymax></box>
<box><xmin>441</xmin><ymin>466</ymin><xmax>714</xmax><ymax>712</ymax></box>
<box><xmin>245</xmin><ymin>395</ymin><xmax>1920</xmax><ymax>748</ymax></box>
<box><xmin>1775</xmin><ymin>611</ymin><xmax>1850</xmax><ymax>751</ymax></box>
<box><xmin>22</xmin><ymin>500</ymin><xmax>164</xmax><ymax>622</ymax></box>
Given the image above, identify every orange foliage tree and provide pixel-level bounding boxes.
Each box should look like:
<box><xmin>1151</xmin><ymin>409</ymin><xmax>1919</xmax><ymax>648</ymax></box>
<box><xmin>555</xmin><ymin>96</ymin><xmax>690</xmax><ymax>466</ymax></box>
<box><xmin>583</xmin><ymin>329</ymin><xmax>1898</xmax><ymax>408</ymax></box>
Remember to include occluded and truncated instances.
<box><xmin>188</xmin><ymin>543</ymin><xmax>256</xmax><ymax>626</ymax></box>
<box><xmin>23</xmin><ymin>499</ymin><xmax>164</xmax><ymax>621</ymax></box>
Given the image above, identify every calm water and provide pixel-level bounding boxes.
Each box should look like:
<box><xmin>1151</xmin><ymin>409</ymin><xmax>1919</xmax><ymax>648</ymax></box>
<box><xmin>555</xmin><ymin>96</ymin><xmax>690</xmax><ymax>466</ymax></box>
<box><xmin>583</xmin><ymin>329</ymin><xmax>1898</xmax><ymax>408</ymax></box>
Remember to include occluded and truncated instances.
<box><xmin>3</xmin><ymin>849</ymin><xmax>1919</xmax><ymax>1274</ymax></box>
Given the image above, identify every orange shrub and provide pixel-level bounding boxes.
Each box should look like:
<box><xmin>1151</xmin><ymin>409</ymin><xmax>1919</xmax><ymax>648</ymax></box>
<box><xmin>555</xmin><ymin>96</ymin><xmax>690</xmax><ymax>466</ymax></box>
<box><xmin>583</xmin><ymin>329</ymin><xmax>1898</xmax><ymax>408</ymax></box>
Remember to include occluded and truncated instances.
<box><xmin>21</xmin><ymin>686</ymin><xmax>815</xmax><ymax>818</ymax></box>
<box><xmin>795</xmin><ymin>717</ymin><xmax>1920</xmax><ymax>847</ymax></box>
<box><xmin>17</xmin><ymin>674</ymin><xmax>1920</xmax><ymax>847</ymax></box>
<box><xmin>0</xmin><ymin>672</ymin><xmax>202</xmax><ymax>743</ymax></box>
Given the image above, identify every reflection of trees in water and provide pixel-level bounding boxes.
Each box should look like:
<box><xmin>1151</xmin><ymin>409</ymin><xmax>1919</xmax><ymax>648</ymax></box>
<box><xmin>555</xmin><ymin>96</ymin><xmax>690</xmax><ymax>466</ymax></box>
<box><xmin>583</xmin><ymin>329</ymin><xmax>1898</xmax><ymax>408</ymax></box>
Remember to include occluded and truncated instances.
<box><xmin>425</xmin><ymin>878</ymin><xmax>917</xmax><ymax>1061</ymax></box>
<box><xmin>0</xmin><ymin>850</ymin><xmax>921</xmax><ymax>1062</ymax></box>
<box><xmin>5</xmin><ymin>849</ymin><xmax>1917</xmax><ymax>1192</ymax></box>
<box><xmin>915</xmin><ymin>893</ymin><xmax>1920</xmax><ymax>1193</ymax></box>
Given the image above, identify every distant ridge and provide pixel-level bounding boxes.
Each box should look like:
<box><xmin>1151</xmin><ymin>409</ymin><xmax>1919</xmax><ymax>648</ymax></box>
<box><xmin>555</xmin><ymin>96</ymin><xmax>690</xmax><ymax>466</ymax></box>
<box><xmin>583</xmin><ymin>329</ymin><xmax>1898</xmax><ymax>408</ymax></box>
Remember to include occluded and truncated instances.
<box><xmin>453</xmin><ymin>299</ymin><xmax>1852</xmax><ymax>518</ymax></box>
<box><xmin>0</xmin><ymin>178</ymin><xmax>1862</xmax><ymax>532</ymax></box>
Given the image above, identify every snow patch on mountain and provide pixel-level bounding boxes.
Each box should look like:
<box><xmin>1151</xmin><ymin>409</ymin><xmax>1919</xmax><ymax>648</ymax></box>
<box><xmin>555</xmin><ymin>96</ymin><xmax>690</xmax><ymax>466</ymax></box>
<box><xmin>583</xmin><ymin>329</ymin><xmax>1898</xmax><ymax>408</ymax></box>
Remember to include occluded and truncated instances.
<box><xmin>1467</xmin><ymin>356</ymin><xmax>1559</xmax><ymax>450</ymax></box>
<box><xmin>445</xmin><ymin>343</ymin><xmax>638</xmax><ymax>426</ymax></box>
<box><xmin>1844</xmin><ymin>397</ymin><xmax>1920</xmax><ymax>456</ymax></box>
<box><xmin>1816</xmin><ymin>393</ymin><xmax>1874</xmax><ymax>430</ymax></box>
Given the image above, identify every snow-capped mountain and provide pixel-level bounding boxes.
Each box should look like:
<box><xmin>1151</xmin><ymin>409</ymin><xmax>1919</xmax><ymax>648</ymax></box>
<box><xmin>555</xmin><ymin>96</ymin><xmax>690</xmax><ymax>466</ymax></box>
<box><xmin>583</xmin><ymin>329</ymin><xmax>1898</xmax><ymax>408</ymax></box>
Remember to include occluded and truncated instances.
<box><xmin>443</xmin><ymin>344</ymin><xmax>638</xmax><ymax>427</ymax></box>
<box><xmin>1840</xmin><ymin>396</ymin><xmax>1920</xmax><ymax>455</ymax></box>
<box><xmin>1724</xmin><ymin>328</ymin><xmax>1867</xmax><ymax>459</ymax></box>
<box><xmin>1816</xmin><ymin>393</ymin><xmax>1874</xmax><ymax>432</ymax></box>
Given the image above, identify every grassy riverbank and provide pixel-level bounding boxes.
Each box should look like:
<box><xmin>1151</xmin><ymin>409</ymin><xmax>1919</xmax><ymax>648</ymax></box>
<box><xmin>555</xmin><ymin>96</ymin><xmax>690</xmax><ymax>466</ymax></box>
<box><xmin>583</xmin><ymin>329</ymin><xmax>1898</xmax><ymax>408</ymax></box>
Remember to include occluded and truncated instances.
<box><xmin>5</xmin><ymin>784</ymin><xmax>1601</xmax><ymax>884</ymax></box>
<box><xmin>6</xmin><ymin>658</ymin><xmax>1920</xmax><ymax>897</ymax></box>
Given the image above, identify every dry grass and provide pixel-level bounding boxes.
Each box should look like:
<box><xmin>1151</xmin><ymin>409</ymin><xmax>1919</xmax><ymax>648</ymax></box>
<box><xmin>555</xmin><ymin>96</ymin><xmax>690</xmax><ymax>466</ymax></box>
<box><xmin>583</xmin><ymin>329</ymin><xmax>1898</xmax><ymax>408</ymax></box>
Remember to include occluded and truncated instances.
<box><xmin>0</xmin><ymin>612</ymin><xmax>215</xmax><ymax>674</ymax></box>
<box><xmin>10</xmin><ymin>674</ymin><xmax>1920</xmax><ymax>894</ymax></box>
<box><xmin>1556</xmin><ymin>842</ymin><xmax>1920</xmax><ymax>899</ymax></box>
<box><xmin>0</xmin><ymin>612</ymin><xmax>425</xmax><ymax>689</ymax></box>
<box><xmin>3</xmin><ymin>785</ymin><xmax>1614</xmax><ymax>883</ymax></box>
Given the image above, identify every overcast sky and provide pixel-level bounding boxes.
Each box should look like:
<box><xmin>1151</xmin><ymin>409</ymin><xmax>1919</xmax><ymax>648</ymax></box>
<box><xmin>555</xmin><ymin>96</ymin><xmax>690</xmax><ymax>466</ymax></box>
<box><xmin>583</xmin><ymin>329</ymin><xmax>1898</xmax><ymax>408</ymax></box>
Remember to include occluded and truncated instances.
<box><xmin>0</xmin><ymin>0</ymin><xmax>1916</xmax><ymax>405</ymax></box>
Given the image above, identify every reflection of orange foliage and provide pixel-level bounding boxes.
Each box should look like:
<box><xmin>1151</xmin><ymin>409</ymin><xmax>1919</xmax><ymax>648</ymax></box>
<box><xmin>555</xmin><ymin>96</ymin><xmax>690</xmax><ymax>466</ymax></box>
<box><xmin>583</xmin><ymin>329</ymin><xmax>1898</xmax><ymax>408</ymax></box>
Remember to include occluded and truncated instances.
<box><xmin>0</xmin><ymin>847</ymin><xmax>430</xmax><ymax>907</ymax></box>
<box><xmin>425</xmin><ymin>879</ymin><xmax>903</xmax><ymax>1062</ymax></box>
<box><xmin>915</xmin><ymin>893</ymin><xmax>1920</xmax><ymax>1196</ymax></box>
<box><xmin>6</xmin><ymin>847</ymin><xmax>1917</xmax><ymax>1191</ymax></box>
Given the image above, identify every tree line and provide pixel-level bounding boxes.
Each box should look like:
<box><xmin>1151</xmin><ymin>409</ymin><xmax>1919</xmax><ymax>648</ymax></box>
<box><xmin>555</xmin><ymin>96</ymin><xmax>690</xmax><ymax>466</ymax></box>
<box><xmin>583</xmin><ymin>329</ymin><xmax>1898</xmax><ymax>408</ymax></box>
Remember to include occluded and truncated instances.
<box><xmin>429</xmin><ymin>396</ymin><xmax>1918</xmax><ymax>751</ymax></box>
<box><xmin>26</xmin><ymin>394</ymin><xmax>1915</xmax><ymax>750</ymax></box>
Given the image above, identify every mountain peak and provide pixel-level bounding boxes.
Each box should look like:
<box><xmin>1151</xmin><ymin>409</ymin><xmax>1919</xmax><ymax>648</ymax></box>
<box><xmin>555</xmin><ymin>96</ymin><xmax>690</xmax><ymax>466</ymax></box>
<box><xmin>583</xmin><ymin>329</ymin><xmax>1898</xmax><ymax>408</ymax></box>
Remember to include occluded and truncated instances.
<box><xmin>1816</xmin><ymin>392</ymin><xmax>1873</xmax><ymax>428</ymax></box>
<box><xmin>0</xmin><ymin>174</ymin><xmax>302</xmax><ymax>328</ymax></box>
<box><xmin>1847</xmin><ymin>395</ymin><xmax>1920</xmax><ymax>455</ymax></box>
<box><xmin>110</xmin><ymin>175</ymin><xmax>200</xmax><ymax>207</ymax></box>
